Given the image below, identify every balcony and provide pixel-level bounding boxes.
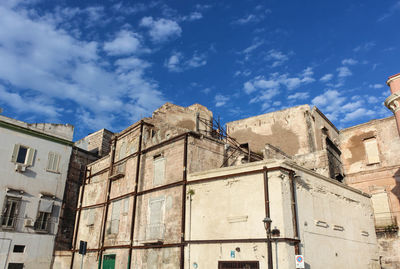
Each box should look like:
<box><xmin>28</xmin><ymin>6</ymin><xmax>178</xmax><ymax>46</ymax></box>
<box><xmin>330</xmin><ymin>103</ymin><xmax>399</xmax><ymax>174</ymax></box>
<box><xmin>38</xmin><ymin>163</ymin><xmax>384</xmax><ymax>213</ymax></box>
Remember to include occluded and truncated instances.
<box><xmin>143</xmin><ymin>223</ymin><xmax>165</xmax><ymax>244</ymax></box>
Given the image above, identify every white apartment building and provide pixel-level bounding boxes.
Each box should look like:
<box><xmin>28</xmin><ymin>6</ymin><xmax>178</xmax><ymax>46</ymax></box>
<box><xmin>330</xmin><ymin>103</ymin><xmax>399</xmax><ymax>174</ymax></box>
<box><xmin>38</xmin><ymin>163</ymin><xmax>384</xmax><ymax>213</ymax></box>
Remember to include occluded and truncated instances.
<box><xmin>0</xmin><ymin>115</ymin><xmax>74</xmax><ymax>269</ymax></box>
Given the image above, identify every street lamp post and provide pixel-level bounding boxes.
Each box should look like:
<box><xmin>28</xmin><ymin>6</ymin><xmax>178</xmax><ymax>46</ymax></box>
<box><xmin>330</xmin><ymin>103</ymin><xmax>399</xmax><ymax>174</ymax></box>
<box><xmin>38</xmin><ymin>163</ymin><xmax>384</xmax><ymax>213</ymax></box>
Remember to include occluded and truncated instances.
<box><xmin>263</xmin><ymin>217</ymin><xmax>273</xmax><ymax>269</ymax></box>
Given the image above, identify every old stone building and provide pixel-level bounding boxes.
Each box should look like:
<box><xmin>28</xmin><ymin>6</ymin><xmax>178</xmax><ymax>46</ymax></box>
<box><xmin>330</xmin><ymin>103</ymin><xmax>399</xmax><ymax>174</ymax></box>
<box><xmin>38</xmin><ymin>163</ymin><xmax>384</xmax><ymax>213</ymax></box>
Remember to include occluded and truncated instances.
<box><xmin>52</xmin><ymin>103</ymin><xmax>381</xmax><ymax>269</ymax></box>
<box><xmin>340</xmin><ymin>116</ymin><xmax>400</xmax><ymax>268</ymax></box>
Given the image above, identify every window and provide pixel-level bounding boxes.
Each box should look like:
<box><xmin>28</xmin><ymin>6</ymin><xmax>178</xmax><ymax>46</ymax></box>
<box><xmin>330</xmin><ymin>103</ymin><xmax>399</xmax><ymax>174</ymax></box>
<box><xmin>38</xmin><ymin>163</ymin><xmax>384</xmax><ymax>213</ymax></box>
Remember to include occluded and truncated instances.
<box><xmin>110</xmin><ymin>200</ymin><xmax>120</xmax><ymax>234</ymax></box>
<box><xmin>364</xmin><ymin>137</ymin><xmax>380</xmax><ymax>164</ymax></box>
<box><xmin>47</xmin><ymin>152</ymin><xmax>60</xmax><ymax>173</ymax></box>
<box><xmin>371</xmin><ymin>192</ymin><xmax>393</xmax><ymax>227</ymax></box>
<box><xmin>35</xmin><ymin>199</ymin><xmax>53</xmax><ymax>232</ymax></box>
<box><xmin>7</xmin><ymin>263</ymin><xmax>24</xmax><ymax>269</ymax></box>
<box><xmin>146</xmin><ymin>197</ymin><xmax>165</xmax><ymax>241</ymax></box>
<box><xmin>153</xmin><ymin>155</ymin><xmax>165</xmax><ymax>186</ymax></box>
<box><xmin>1</xmin><ymin>196</ymin><xmax>20</xmax><ymax>229</ymax></box>
<box><xmin>86</xmin><ymin>209</ymin><xmax>95</xmax><ymax>226</ymax></box>
<box><xmin>13</xmin><ymin>245</ymin><xmax>25</xmax><ymax>253</ymax></box>
<box><xmin>11</xmin><ymin>144</ymin><xmax>35</xmax><ymax>166</ymax></box>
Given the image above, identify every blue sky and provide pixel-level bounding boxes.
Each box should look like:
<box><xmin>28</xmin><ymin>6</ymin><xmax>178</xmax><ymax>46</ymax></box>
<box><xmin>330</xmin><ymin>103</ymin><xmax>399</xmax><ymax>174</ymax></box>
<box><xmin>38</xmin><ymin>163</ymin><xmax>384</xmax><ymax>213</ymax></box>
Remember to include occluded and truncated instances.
<box><xmin>0</xmin><ymin>0</ymin><xmax>398</xmax><ymax>140</ymax></box>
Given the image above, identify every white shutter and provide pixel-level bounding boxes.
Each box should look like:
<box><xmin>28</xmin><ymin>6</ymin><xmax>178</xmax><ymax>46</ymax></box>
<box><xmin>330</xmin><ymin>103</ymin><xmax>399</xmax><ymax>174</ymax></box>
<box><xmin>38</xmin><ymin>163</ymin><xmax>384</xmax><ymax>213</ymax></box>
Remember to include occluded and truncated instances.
<box><xmin>87</xmin><ymin>209</ymin><xmax>95</xmax><ymax>226</ymax></box>
<box><xmin>26</xmin><ymin>148</ymin><xmax>35</xmax><ymax>166</ymax></box>
<box><xmin>47</xmin><ymin>152</ymin><xmax>55</xmax><ymax>170</ymax></box>
<box><xmin>11</xmin><ymin>144</ymin><xmax>20</xmax><ymax>162</ymax></box>
<box><xmin>149</xmin><ymin>199</ymin><xmax>164</xmax><ymax>225</ymax></box>
<box><xmin>371</xmin><ymin>192</ymin><xmax>392</xmax><ymax>226</ymax></box>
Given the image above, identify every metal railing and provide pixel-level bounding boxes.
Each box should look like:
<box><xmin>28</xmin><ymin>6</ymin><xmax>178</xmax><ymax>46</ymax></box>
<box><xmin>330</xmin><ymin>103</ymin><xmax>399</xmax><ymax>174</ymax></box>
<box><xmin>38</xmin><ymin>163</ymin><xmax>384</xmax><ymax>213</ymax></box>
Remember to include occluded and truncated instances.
<box><xmin>145</xmin><ymin>223</ymin><xmax>165</xmax><ymax>241</ymax></box>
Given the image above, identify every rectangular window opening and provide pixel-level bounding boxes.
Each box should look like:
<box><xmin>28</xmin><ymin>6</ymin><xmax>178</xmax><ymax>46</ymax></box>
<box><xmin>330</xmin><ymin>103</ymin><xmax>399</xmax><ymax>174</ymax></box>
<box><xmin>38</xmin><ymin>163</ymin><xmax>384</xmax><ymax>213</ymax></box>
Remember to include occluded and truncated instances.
<box><xmin>364</xmin><ymin>137</ymin><xmax>380</xmax><ymax>165</ymax></box>
<box><xmin>1</xmin><ymin>197</ymin><xmax>21</xmax><ymax>229</ymax></box>
<box><xmin>13</xmin><ymin>245</ymin><xmax>25</xmax><ymax>253</ymax></box>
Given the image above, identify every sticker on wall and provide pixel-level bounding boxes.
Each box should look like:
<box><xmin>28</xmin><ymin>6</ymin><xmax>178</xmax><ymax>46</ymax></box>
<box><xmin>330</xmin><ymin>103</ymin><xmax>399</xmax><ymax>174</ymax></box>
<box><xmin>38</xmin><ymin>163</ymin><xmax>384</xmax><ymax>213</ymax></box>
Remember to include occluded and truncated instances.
<box><xmin>230</xmin><ymin>250</ymin><xmax>235</xmax><ymax>258</ymax></box>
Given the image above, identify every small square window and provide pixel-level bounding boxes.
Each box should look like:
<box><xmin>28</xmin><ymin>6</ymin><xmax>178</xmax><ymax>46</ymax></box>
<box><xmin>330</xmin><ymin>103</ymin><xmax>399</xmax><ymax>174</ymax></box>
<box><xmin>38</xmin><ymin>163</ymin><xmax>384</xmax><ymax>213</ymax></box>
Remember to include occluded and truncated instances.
<box><xmin>13</xmin><ymin>245</ymin><xmax>25</xmax><ymax>253</ymax></box>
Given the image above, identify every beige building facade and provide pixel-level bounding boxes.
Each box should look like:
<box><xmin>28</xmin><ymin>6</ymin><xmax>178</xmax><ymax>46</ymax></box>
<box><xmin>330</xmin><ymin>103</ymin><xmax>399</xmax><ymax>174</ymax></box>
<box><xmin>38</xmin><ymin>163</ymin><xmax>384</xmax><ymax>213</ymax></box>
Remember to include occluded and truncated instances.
<box><xmin>53</xmin><ymin>103</ymin><xmax>382</xmax><ymax>269</ymax></box>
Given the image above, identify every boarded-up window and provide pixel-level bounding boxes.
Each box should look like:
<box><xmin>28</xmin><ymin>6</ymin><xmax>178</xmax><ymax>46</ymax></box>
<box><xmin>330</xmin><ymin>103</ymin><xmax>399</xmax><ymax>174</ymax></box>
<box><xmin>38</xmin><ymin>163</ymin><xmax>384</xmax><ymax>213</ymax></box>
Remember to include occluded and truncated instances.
<box><xmin>110</xmin><ymin>200</ymin><xmax>120</xmax><ymax>234</ymax></box>
<box><xmin>153</xmin><ymin>156</ymin><xmax>165</xmax><ymax>186</ymax></box>
<box><xmin>371</xmin><ymin>192</ymin><xmax>393</xmax><ymax>227</ymax></box>
<box><xmin>47</xmin><ymin>152</ymin><xmax>61</xmax><ymax>172</ymax></box>
<box><xmin>86</xmin><ymin>209</ymin><xmax>95</xmax><ymax>226</ymax></box>
<box><xmin>147</xmin><ymin>197</ymin><xmax>165</xmax><ymax>240</ymax></box>
<box><xmin>364</xmin><ymin>137</ymin><xmax>380</xmax><ymax>164</ymax></box>
<box><xmin>122</xmin><ymin>198</ymin><xmax>129</xmax><ymax>215</ymax></box>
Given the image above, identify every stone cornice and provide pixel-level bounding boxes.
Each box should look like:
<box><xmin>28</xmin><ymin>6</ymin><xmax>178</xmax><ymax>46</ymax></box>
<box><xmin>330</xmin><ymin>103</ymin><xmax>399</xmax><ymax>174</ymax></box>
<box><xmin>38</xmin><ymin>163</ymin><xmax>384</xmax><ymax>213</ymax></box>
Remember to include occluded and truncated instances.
<box><xmin>385</xmin><ymin>93</ymin><xmax>400</xmax><ymax>113</ymax></box>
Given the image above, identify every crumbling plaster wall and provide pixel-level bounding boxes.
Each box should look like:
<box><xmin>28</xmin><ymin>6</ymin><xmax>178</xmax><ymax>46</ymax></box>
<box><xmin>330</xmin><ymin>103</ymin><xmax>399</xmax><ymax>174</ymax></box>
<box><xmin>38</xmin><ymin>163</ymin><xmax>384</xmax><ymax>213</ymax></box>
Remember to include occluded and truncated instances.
<box><xmin>340</xmin><ymin>116</ymin><xmax>400</xmax><ymax>269</ymax></box>
<box><xmin>226</xmin><ymin>105</ymin><xmax>312</xmax><ymax>156</ymax></box>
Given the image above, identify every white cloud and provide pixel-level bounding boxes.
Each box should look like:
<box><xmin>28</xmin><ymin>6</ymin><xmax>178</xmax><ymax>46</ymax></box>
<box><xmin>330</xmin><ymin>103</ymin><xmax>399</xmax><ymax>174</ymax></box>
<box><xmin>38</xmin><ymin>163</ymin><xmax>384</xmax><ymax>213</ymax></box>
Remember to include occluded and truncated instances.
<box><xmin>342</xmin><ymin>108</ymin><xmax>374</xmax><ymax>122</ymax></box>
<box><xmin>103</xmin><ymin>30</ymin><xmax>143</xmax><ymax>56</ymax></box>
<box><xmin>337</xmin><ymin>66</ymin><xmax>352</xmax><ymax>78</ymax></box>
<box><xmin>377</xmin><ymin>1</ymin><xmax>400</xmax><ymax>22</ymax></box>
<box><xmin>234</xmin><ymin>14</ymin><xmax>259</xmax><ymax>25</ymax></box>
<box><xmin>164</xmin><ymin>51</ymin><xmax>207</xmax><ymax>72</ymax></box>
<box><xmin>244</xmin><ymin>67</ymin><xmax>315</xmax><ymax>97</ymax></box>
<box><xmin>0</xmin><ymin>85</ymin><xmax>61</xmax><ymax>119</ymax></box>
<box><xmin>341</xmin><ymin>58</ymin><xmax>358</xmax><ymax>65</ymax></box>
<box><xmin>312</xmin><ymin>90</ymin><xmax>346</xmax><ymax>113</ymax></box>
<box><xmin>265</xmin><ymin>49</ymin><xmax>289</xmax><ymax>67</ymax></box>
<box><xmin>242</xmin><ymin>40</ymin><xmax>264</xmax><ymax>54</ymax></box>
<box><xmin>288</xmin><ymin>92</ymin><xmax>309</xmax><ymax>100</ymax></box>
<box><xmin>0</xmin><ymin>4</ymin><xmax>166</xmax><ymax>130</ymax></box>
<box><xmin>320</xmin><ymin>73</ymin><xmax>333</xmax><ymax>82</ymax></box>
<box><xmin>353</xmin><ymin>41</ymin><xmax>376</xmax><ymax>52</ymax></box>
<box><xmin>181</xmin><ymin>11</ymin><xmax>203</xmax><ymax>21</ymax></box>
<box><xmin>214</xmin><ymin>94</ymin><xmax>230</xmax><ymax>107</ymax></box>
<box><xmin>140</xmin><ymin>16</ymin><xmax>182</xmax><ymax>42</ymax></box>
<box><xmin>369</xmin><ymin>84</ymin><xmax>384</xmax><ymax>89</ymax></box>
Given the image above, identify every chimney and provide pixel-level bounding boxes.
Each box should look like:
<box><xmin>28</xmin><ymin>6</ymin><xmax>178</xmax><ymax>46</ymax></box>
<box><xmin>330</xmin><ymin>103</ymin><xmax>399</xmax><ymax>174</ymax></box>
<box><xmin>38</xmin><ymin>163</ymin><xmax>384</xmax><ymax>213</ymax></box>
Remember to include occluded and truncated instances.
<box><xmin>385</xmin><ymin>73</ymin><xmax>400</xmax><ymax>136</ymax></box>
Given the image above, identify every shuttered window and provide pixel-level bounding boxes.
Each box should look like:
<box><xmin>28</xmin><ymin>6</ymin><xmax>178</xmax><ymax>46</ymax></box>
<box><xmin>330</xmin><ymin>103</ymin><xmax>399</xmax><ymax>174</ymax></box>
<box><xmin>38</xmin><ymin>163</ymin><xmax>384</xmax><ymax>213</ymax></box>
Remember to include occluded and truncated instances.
<box><xmin>371</xmin><ymin>192</ymin><xmax>393</xmax><ymax>227</ymax></box>
<box><xmin>47</xmin><ymin>152</ymin><xmax>61</xmax><ymax>172</ymax></box>
<box><xmin>11</xmin><ymin>144</ymin><xmax>35</xmax><ymax>166</ymax></box>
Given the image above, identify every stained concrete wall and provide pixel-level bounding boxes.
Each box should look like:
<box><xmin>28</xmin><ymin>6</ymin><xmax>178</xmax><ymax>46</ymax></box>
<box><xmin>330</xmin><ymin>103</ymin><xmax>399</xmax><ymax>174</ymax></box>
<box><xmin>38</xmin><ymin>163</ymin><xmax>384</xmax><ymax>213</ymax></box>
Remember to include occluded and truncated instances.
<box><xmin>340</xmin><ymin>116</ymin><xmax>400</xmax><ymax>268</ymax></box>
<box><xmin>0</xmin><ymin>116</ymin><xmax>73</xmax><ymax>269</ymax></box>
<box><xmin>185</xmin><ymin>160</ymin><xmax>379</xmax><ymax>269</ymax></box>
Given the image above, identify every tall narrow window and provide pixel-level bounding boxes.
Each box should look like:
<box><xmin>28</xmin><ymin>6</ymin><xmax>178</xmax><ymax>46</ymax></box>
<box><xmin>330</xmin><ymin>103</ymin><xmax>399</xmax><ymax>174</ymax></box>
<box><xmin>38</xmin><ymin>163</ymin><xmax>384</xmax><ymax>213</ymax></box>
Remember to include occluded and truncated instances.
<box><xmin>35</xmin><ymin>199</ymin><xmax>53</xmax><ymax>232</ymax></box>
<box><xmin>47</xmin><ymin>152</ymin><xmax>61</xmax><ymax>173</ymax></box>
<box><xmin>147</xmin><ymin>197</ymin><xmax>165</xmax><ymax>241</ymax></box>
<box><xmin>1</xmin><ymin>197</ymin><xmax>20</xmax><ymax>229</ymax></box>
<box><xmin>153</xmin><ymin>155</ymin><xmax>165</xmax><ymax>186</ymax></box>
<box><xmin>364</xmin><ymin>137</ymin><xmax>380</xmax><ymax>164</ymax></box>
<box><xmin>110</xmin><ymin>200</ymin><xmax>120</xmax><ymax>234</ymax></box>
<box><xmin>371</xmin><ymin>192</ymin><xmax>393</xmax><ymax>227</ymax></box>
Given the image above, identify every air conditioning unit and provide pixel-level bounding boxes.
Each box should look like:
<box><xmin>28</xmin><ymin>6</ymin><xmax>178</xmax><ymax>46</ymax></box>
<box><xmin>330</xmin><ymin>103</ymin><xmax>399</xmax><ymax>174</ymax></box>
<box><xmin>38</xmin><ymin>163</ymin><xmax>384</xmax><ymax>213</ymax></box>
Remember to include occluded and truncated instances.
<box><xmin>15</xmin><ymin>164</ymin><xmax>26</xmax><ymax>172</ymax></box>
<box><xmin>24</xmin><ymin>218</ymin><xmax>34</xmax><ymax>227</ymax></box>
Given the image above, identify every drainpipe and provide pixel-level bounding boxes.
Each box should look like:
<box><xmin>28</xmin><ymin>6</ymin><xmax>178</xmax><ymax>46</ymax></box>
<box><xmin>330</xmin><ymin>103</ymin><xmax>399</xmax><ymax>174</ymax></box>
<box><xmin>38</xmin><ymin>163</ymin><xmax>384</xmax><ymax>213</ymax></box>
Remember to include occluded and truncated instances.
<box><xmin>385</xmin><ymin>73</ymin><xmax>400</xmax><ymax>136</ymax></box>
<box><xmin>127</xmin><ymin>121</ymin><xmax>144</xmax><ymax>269</ymax></box>
<box><xmin>180</xmin><ymin>134</ymin><xmax>188</xmax><ymax>269</ymax></box>
<box><xmin>289</xmin><ymin>172</ymin><xmax>300</xmax><ymax>255</ymax></box>
<box><xmin>263</xmin><ymin>167</ymin><xmax>273</xmax><ymax>269</ymax></box>
<box><xmin>98</xmin><ymin>138</ymin><xmax>117</xmax><ymax>269</ymax></box>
